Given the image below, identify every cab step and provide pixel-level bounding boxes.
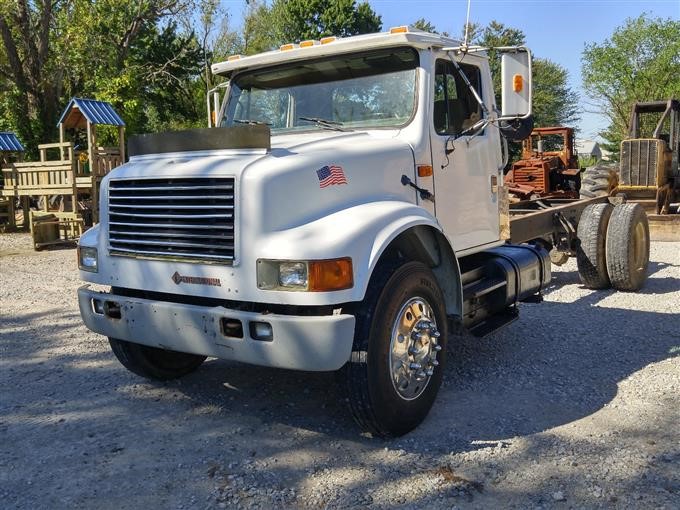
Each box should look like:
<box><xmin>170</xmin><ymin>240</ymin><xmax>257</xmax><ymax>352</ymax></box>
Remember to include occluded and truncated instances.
<box><xmin>467</xmin><ymin>307</ymin><xmax>519</xmax><ymax>337</ymax></box>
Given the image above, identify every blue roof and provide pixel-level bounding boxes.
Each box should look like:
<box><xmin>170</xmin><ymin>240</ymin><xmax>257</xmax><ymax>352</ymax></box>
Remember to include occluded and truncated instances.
<box><xmin>0</xmin><ymin>132</ymin><xmax>25</xmax><ymax>152</ymax></box>
<box><xmin>57</xmin><ymin>97</ymin><xmax>125</xmax><ymax>127</ymax></box>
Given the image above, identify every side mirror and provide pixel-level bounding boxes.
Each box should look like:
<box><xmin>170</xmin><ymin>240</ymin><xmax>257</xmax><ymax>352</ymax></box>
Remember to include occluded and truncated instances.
<box><xmin>500</xmin><ymin>48</ymin><xmax>532</xmax><ymax>118</ymax></box>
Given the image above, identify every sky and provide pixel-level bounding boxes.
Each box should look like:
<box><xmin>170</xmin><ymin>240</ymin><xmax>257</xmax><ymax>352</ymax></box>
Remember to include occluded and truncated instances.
<box><xmin>225</xmin><ymin>0</ymin><xmax>680</xmax><ymax>141</ymax></box>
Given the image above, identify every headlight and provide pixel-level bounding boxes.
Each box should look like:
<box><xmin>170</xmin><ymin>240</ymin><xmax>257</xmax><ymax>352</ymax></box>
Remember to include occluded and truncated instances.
<box><xmin>279</xmin><ymin>262</ymin><xmax>308</xmax><ymax>288</ymax></box>
<box><xmin>78</xmin><ymin>246</ymin><xmax>98</xmax><ymax>272</ymax></box>
<box><xmin>257</xmin><ymin>258</ymin><xmax>353</xmax><ymax>292</ymax></box>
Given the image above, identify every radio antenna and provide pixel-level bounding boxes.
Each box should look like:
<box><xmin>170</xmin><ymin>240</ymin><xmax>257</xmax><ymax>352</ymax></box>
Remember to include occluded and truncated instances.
<box><xmin>462</xmin><ymin>0</ymin><xmax>472</xmax><ymax>51</ymax></box>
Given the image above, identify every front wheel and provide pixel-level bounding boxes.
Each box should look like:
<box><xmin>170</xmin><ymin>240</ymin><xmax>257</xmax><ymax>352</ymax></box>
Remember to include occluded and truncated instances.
<box><xmin>108</xmin><ymin>338</ymin><xmax>206</xmax><ymax>380</ymax></box>
<box><xmin>341</xmin><ymin>261</ymin><xmax>448</xmax><ymax>437</ymax></box>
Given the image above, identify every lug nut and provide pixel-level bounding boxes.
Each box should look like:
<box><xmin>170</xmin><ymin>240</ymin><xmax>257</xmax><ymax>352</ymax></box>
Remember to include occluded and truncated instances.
<box><xmin>425</xmin><ymin>368</ymin><xmax>434</xmax><ymax>377</ymax></box>
<box><xmin>432</xmin><ymin>330</ymin><xmax>441</xmax><ymax>338</ymax></box>
<box><xmin>411</xmin><ymin>331</ymin><xmax>424</xmax><ymax>341</ymax></box>
<box><xmin>430</xmin><ymin>359</ymin><xmax>439</xmax><ymax>367</ymax></box>
<box><xmin>416</xmin><ymin>320</ymin><xmax>431</xmax><ymax>331</ymax></box>
<box><xmin>409</xmin><ymin>362</ymin><xmax>422</xmax><ymax>371</ymax></box>
<box><xmin>415</xmin><ymin>370</ymin><xmax>427</xmax><ymax>381</ymax></box>
<box><xmin>433</xmin><ymin>344</ymin><xmax>442</xmax><ymax>352</ymax></box>
<box><xmin>408</xmin><ymin>346</ymin><xmax>419</xmax><ymax>355</ymax></box>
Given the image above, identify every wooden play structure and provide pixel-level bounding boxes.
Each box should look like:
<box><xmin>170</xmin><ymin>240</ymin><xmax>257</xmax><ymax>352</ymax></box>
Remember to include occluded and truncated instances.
<box><xmin>0</xmin><ymin>98</ymin><xmax>125</xmax><ymax>248</ymax></box>
<box><xmin>0</xmin><ymin>132</ymin><xmax>25</xmax><ymax>229</ymax></box>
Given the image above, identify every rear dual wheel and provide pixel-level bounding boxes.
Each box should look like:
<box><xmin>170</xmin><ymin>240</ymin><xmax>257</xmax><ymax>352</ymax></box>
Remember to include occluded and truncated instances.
<box><xmin>605</xmin><ymin>203</ymin><xmax>650</xmax><ymax>291</ymax></box>
<box><xmin>576</xmin><ymin>202</ymin><xmax>649</xmax><ymax>291</ymax></box>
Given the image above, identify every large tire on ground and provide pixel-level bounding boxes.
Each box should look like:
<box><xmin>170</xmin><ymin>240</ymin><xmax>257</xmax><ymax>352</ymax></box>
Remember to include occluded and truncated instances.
<box><xmin>341</xmin><ymin>261</ymin><xmax>448</xmax><ymax>438</ymax></box>
<box><xmin>108</xmin><ymin>338</ymin><xmax>206</xmax><ymax>380</ymax></box>
<box><xmin>576</xmin><ymin>203</ymin><xmax>614</xmax><ymax>289</ymax></box>
<box><xmin>605</xmin><ymin>203</ymin><xmax>650</xmax><ymax>291</ymax></box>
<box><xmin>580</xmin><ymin>164</ymin><xmax>618</xmax><ymax>199</ymax></box>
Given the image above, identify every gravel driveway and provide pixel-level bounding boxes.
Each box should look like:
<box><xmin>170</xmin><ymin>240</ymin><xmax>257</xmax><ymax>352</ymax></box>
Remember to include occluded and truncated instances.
<box><xmin>1</xmin><ymin>233</ymin><xmax>679</xmax><ymax>509</ymax></box>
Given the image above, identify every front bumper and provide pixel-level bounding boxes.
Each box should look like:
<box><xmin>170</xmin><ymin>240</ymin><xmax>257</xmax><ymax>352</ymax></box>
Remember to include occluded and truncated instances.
<box><xmin>78</xmin><ymin>286</ymin><xmax>355</xmax><ymax>371</ymax></box>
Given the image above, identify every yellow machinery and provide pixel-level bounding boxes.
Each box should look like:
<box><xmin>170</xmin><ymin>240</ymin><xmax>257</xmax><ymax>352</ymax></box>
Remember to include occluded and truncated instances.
<box><xmin>619</xmin><ymin>99</ymin><xmax>680</xmax><ymax>215</ymax></box>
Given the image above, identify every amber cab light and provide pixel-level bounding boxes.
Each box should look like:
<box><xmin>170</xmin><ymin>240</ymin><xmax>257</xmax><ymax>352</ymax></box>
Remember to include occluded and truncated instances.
<box><xmin>280</xmin><ymin>43</ymin><xmax>296</xmax><ymax>51</ymax></box>
<box><xmin>309</xmin><ymin>258</ymin><xmax>353</xmax><ymax>292</ymax></box>
<box><xmin>390</xmin><ymin>26</ymin><xmax>409</xmax><ymax>34</ymax></box>
<box><xmin>417</xmin><ymin>165</ymin><xmax>433</xmax><ymax>177</ymax></box>
<box><xmin>299</xmin><ymin>40</ymin><xmax>316</xmax><ymax>48</ymax></box>
<box><xmin>320</xmin><ymin>36</ymin><xmax>337</xmax><ymax>45</ymax></box>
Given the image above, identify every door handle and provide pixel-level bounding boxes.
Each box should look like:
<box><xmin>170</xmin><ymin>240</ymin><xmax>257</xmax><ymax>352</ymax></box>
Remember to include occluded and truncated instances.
<box><xmin>490</xmin><ymin>174</ymin><xmax>498</xmax><ymax>194</ymax></box>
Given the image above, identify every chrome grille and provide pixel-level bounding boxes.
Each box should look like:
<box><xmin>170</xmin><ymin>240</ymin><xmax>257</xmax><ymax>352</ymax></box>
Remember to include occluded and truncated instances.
<box><xmin>108</xmin><ymin>178</ymin><xmax>235</xmax><ymax>263</ymax></box>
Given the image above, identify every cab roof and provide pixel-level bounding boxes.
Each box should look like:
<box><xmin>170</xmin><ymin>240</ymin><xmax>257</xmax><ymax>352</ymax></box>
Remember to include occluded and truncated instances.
<box><xmin>211</xmin><ymin>29</ymin><xmax>465</xmax><ymax>77</ymax></box>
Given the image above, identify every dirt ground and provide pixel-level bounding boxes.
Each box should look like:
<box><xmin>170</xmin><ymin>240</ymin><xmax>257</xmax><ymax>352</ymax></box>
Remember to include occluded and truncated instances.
<box><xmin>1</xmin><ymin>233</ymin><xmax>679</xmax><ymax>509</ymax></box>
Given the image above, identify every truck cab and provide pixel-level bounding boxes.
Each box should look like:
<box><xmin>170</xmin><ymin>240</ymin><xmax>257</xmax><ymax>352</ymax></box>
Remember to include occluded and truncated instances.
<box><xmin>78</xmin><ymin>28</ymin><xmax>554</xmax><ymax>437</ymax></box>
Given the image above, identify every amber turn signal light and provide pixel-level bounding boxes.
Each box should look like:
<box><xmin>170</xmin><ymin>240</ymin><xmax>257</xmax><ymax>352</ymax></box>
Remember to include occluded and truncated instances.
<box><xmin>513</xmin><ymin>74</ymin><xmax>523</xmax><ymax>92</ymax></box>
<box><xmin>309</xmin><ymin>258</ymin><xmax>353</xmax><ymax>292</ymax></box>
<box><xmin>417</xmin><ymin>165</ymin><xmax>433</xmax><ymax>177</ymax></box>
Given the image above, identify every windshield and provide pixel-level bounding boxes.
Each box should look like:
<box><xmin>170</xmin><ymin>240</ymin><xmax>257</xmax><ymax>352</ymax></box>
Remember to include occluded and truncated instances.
<box><xmin>222</xmin><ymin>47</ymin><xmax>419</xmax><ymax>132</ymax></box>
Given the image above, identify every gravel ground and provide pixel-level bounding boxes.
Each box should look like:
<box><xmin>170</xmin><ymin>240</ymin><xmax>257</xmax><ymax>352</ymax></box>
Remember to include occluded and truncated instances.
<box><xmin>1</xmin><ymin>233</ymin><xmax>679</xmax><ymax>509</ymax></box>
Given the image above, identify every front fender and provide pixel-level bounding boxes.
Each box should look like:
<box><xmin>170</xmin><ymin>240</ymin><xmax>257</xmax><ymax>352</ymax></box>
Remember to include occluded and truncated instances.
<box><xmin>255</xmin><ymin>200</ymin><xmax>452</xmax><ymax>304</ymax></box>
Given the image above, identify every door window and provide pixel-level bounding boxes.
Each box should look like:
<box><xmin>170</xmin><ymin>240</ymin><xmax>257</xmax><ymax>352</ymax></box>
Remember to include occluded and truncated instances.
<box><xmin>433</xmin><ymin>60</ymin><xmax>483</xmax><ymax>136</ymax></box>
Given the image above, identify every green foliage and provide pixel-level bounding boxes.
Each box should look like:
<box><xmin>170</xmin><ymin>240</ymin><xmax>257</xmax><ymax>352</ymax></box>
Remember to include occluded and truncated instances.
<box><xmin>272</xmin><ymin>0</ymin><xmax>381</xmax><ymax>42</ymax></box>
<box><xmin>410</xmin><ymin>18</ymin><xmax>449</xmax><ymax>37</ymax></box>
<box><xmin>0</xmin><ymin>0</ymin><xmax>206</xmax><ymax>154</ymax></box>
<box><xmin>411</xmin><ymin>18</ymin><xmax>436</xmax><ymax>33</ymax></box>
<box><xmin>532</xmin><ymin>59</ymin><xmax>580</xmax><ymax>128</ymax></box>
<box><xmin>578</xmin><ymin>155</ymin><xmax>599</xmax><ymax>169</ymax></box>
<box><xmin>582</xmin><ymin>14</ymin><xmax>680</xmax><ymax>155</ymax></box>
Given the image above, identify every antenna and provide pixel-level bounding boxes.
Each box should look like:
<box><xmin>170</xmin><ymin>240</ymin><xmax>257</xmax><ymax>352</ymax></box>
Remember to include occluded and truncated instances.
<box><xmin>462</xmin><ymin>0</ymin><xmax>472</xmax><ymax>50</ymax></box>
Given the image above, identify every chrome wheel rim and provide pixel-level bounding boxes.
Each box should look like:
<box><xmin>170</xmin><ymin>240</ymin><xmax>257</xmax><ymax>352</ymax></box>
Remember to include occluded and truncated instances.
<box><xmin>389</xmin><ymin>296</ymin><xmax>442</xmax><ymax>401</ymax></box>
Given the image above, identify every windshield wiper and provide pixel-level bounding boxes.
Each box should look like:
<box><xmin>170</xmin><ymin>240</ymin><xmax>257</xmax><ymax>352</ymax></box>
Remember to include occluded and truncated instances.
<box><xmin>233</xmin><ymin>119</ymin><xmax>271</xmax><ymax>126</ymax></box>
<box><xmin>298</xmin><ymin>116</ymin><xmax>350</xmax><ymax>132</ymax></box>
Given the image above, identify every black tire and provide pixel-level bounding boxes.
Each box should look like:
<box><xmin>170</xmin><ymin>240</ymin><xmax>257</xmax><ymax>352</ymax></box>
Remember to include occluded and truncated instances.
<box><xmin>580</xmin><ymin>164</ymin><xmax>617</xmax><ymax>199</ymax></box>
<box><xmin>341</xmin><ymin>261</ymin><xmax>448</xmax><ymax>438</ymax></box>
<box><xmin>605</xmin><ymin>203</ymin><xmax>650</xmax><ymax>291</ymax></box>
<box><xmin>576</xmin><ymin>203</ymin><xmax>614</xmax><ymax>289</ymax></box>
<box><xmin>108</xmin><ymin>338</ymin><xmax>206</xmax><ymax>380</ymax></box>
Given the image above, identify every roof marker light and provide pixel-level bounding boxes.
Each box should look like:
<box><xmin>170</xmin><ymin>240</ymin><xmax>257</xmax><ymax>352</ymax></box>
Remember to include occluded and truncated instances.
<box><xmin>390</xmin><ymin>26</ymin><xmax>409</xmax><ymax>34</ymax></box>
<box><xmin>320</xmin><ymin>36</ymin><xmax>337</xmax><ymax>45</ymax></box>
<box><xmin>280</xmin><ymin>43</ymin><xmax>296</xmax><ymax>51</ymax></box>
<box><xmin>227</xmin><ymin>54</ymin><xmax>241</xmax><ymax>61</ymax></box>
<box><xmin>299</xmin><ymin>40</ymin><xmax>317</xmax><ymax>48</ymax></box>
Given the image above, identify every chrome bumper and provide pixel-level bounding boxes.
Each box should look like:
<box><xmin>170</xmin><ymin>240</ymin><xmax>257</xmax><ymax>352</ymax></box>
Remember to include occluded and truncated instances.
<box><xmin>78</xmin><ymin>286</ymin><xmax>355</xmax><ymax>371</ymax></box>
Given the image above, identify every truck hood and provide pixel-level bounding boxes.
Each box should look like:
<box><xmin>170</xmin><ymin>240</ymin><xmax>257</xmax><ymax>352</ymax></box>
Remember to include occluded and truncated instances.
<box><xmin>102</xmin><ymin>130</ymin><xmax>417</xmax><ymax>232</ymax></box>
<box><xmin>112</xmin><ymin>130</ymin><xmax>400</xmax><ymax>179</ymax></box>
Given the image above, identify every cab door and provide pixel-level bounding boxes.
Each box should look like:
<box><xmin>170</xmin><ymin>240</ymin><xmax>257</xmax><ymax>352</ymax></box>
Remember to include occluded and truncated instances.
<box><xmin>429</xmin><ymin>58</ymin><xmax>502</xmax><ymax>252</ymax></box>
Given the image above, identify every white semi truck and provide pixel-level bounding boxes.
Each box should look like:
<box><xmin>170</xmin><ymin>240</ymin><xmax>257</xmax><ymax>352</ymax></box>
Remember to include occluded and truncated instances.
<box><xmin>77</xmin><ymin>28</ymin><xmax>649</xmax><ymax>437</ymax></box>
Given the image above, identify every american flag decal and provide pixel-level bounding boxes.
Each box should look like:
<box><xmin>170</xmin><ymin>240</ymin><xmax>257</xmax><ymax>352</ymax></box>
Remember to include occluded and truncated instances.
<box><xmin>316</xmin><ymin>165</ymin><xmax>348</xmax><ymax>188</ymax></box>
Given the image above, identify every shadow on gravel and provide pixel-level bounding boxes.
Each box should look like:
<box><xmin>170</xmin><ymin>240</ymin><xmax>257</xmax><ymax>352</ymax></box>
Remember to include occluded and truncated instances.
<box><xmin>2</xmin><ymin>264</ymin><xmax>679</xmax><ymax>509</ymax></box>
<box><xmin>546</xmin><ymin>261</ymin><xmax>680</xmax><ymax>294</ymax></box>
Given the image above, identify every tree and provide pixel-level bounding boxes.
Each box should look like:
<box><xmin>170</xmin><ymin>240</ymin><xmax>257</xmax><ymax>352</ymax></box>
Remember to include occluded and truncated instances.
<box><xmin>532</xmin><ymin>59</ymin><xmax>580</xmax><ymax>128</ymax></box>
<box><xmin>0</xmin><ymin>0</ymin><xmax>204</xmax><ymax>152</ymax></box>
<box><xmin>411</xmin><ymin>18</ymin><xmax>437</xmax><ymax>33</ymax></box>
<box><xmin>0</xmin><ymin>0</ymin><xmax>60</xmax><ymax>153</ymax></box>
<box><xmin>271</xmin><ymin>0</ymin><xmax>381</xmax><ymax>44</ymax></box>
<box><xmin>582</xmin><ymin>14</ymin><xmax>680</xmax><ymax>155</ymax></box>
<box><xmin>242</xmin><ymin>0</ymin><xmax>278</xmax><ymax>54</ymax></box>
